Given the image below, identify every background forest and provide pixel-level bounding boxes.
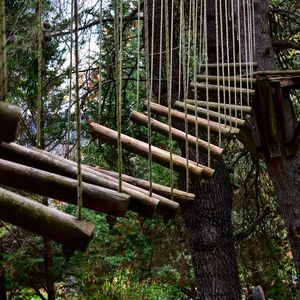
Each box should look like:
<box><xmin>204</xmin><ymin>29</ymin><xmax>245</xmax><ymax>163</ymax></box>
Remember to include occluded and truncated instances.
<box><xmin>0</xmin><ymin>0</ymin><xmax>300</xmax><ymax>299</ymax></box>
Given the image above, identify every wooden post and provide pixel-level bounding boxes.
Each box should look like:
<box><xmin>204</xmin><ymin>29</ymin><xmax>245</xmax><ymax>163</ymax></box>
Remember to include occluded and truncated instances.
<box><xmin>144</xmin><ymin>101</ymin><xmax>240</xmax><ymax>134</ymax></box>
<box><xmin>89</xmin><ymin>122</ymin><xmax>214</xmax><ymax>178</ymax></box>
<box><xmin>0</xmin><ymin>143</ymin><xmax>179</xmax><ymax>218</ymax></box>
<box><xmin>130</xmin><ymin>111</ymin><xmax>223</xmax><ymax>156</ymax></box>
<box><xmin>93</xmin><ymin>167</ymin><xmax>195</xmax><ymax>204</ymax></box>
<box><xmin>0</xmin><ymin>102</ymin><xmax>22</xmax><ymax>142</ymax></box>
<box><xmin>0</xmin><ymin>187</ymin><xmax>95</xmax><ymax>251</ymax></box>
<box><xmin>174</xmin><ymin>101</ymin><xmax>245</xmax><ymax>127</ymax></box>
<box><xmin>0</xmin><ymin>158</ymin><xmax>130</xmax><ymax>216</ymax></box>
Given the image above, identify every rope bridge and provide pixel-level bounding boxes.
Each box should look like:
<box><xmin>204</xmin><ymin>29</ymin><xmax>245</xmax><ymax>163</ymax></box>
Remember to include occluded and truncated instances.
<box><xmin>0</xmin><ymin>0</ymin><xmax>299</xmax><ymax>253</ymax></box>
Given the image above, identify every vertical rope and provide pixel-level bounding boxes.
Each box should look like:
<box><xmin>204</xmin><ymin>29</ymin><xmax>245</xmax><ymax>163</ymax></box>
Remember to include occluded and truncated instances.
<box><xmin>136</xmin><ymin>0</ymin><xmax>141</xmax><ymax>111</ymax></box>
<box><xmin>158</xmin><ymin>0</ymin><xmax>163</xmax><ymax>105</ymax></box>
<box><xmin>66</xmin><ymin>0</ymin><xmax>74</xmax><ymax>158</ymax></box>
<box><xmin>37</xmin><ymin>0</ymin><xmax>43</xmax><ymax>148</ymax></box>
<box><xmin>74</xmin><ymin>0</ymin><xmax>83</xmax><ymax>220</ymax></box>
<box><xmin>0</xmin><ymin>0</ymin><xmax>7</xmax><ymax>102</ymax></box>
<box><xmin>98</xmin><ymin>0</ymin><xmax>103</xmax><ymax>122</ymax></box>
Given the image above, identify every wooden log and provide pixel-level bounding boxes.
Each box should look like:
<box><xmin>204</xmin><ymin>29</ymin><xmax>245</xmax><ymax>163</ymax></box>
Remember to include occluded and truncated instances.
<box><xmin>144</xmin><ymin>101</ymin><xmax>240</xmax><ymax>135</ymax></box>
<box><xmin>93</xmin><ymin>167</ymin><xmax>195</xmax><ymax>204</ymax></box>
<box><xmin>0</xmin><ymin>102</ymin><xmax>22</xmax><ymax>142</ymax></box>
<box><xmin>89</xmin><ymin>122</ymin><xmax>214</xmax><ymax>179</ymax></box>
<box><xmin>198</xmin><ymin>62</ymin><xmax>258</xmax><ymax>68</ymax></box>
<box><xmin>0</xmin><ymin>142</ymin><xmax>177</xmax><ymax>218</ymax></box>
<box><xmin>196</xmin><ymin>75</ymin><xmax>256</xmax><ymax>84</ymax></box>
<box><xmin>130</xmin><ymin>111</ymin><xmax>223</xmax><ymax>156</ymax></box>
<box><xmin>190</xmin><ymin>82</ymin><xmax>255</xmax><ymax>96</ymax></box>
<box><xmin>0</xmin><ymin>187</ymin><xmax>95</xmax><ymax>252</ymax></box>
<box><xmin>184</xmin><ymin>99</ymin><xmax>252</xmax><ymax>113</ymax></box>
<box><xmin>0</xmin><ymin>158</ymin><xmax>129</xmax><ymax>216</ymax></box>
<box><xmin>174</xmin><ymin>101</ymin><xmax>245</xmax><ymax>127</ymax></box>
<box><xmin>37</xmin><ymin>149</ymin><xmax>180</xmax><ymax>218</ymax></box>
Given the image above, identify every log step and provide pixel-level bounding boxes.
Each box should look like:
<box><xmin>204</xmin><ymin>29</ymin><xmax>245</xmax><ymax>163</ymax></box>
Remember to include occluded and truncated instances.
<box><xmin>89</xmin><ymin>122</ymin><xmax>214</xmax><ymax>179</ymax></box>
<box><xmin>191</xmin><ymin>82</ymin><xmax>255</xmax><ymax>96</ymax></box>
<box><xmin>0</xmin><ymin>142</ymin><xmax>179</xmax><ymax>218</ymax></box>
<box><xmin>0</xmin><ymin>187</ymin><xmax>95</xmax><ymax>252</ymax></box>
<box><xmin>174</xmin><ymin>101</ymin><xmax>245</xmax><ymax>127</ymax></box>
<box><xmin>0</xmin><ymin>102</ymin><xmax>22</xmax><ymax>143</ymax></box>
<box><xmin>198</xmin><ymin>62</ymin><xmax>258</xmax><ymax>69</ymax></box>
<box><xmin>196</xmin><ymin>75</ymin><xmax>256</xmax><ymax>84</ymax></box>
<box><xmin>184</xmin><ymin>99</ymin><xmax>252</xmax><ymax>113</ymax></box>
<box><xmin>0</xmin><ymin>158</ymin><xmax>130</xmax><ymax>217</ymax></box>
<box><xmin>144</xmin><ymin>101</ymin><xmax>240</xmax><ymax>135</ymax></box>
<box><xmin>93</xmin><ymin>167</ymin><xmax>195</xmax><ymax>205</ymax></box>
<box><xmin>130</xmin><ymin>111</ymin><xmax>223</xmax><ymax>157</ymax></box>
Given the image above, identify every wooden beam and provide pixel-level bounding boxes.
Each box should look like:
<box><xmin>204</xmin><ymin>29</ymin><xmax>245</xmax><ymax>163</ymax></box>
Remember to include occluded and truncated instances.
<box><xmin>0</xmin><ymin>102</ymin><xmax>22</xmax><ymax>142</ymax></box>
<box><xmin>198</xmin><ymin>62</ymin><xmax>258</xmax><ymax>68</ymax></box>
<box><xmin>190</xmin><ymin>82</ymin><xmax>255</xmax><ymax>96</ymax></box>
<box><xmin>145</xmin><ymin>101</ymin><xmax>240</xmax><ymax>134</ymax></box>
<box><xmin>174</xmin><ymin>101</ymin><xmax>246</xmax><ymax>127</ymax></box>
<box><xmin>196</xmin><ymin>75</ymin><xmax>256</xmax><ymax>84</ymax></box>
<box><xmin>89</xmin><ymin>122</ymin><xmax>214</xmax><ymax>179</ymax></box>
<box><xmin>93</xmin><ymin>167</ymin><xmax>195</xmax><ymax>205</ymax></box>
<box><xmin>0</xmin><ymin>158</ymin><xmax>130</xmax><ymax>216</ymax></box>
<box><xmin>130</xmin><ymin>111</ymin><xmax>223</xmax><ymax>157</ymax></box>
<box><xmin>184</xmin><ymin>99</ymin><xmax>252</xmax><ymax>113</ymax></box>
<box><xmin>36</xmin><ymin>148</ymin><xmax>180</xmax><ymax>218</ymax></box>
<box><xmin>0</xmin><ymin>187</ymin><xmax>95</xmax><ymax>251</ymax></box>
<box><xmin>0</xmin><ymin>143</ymin><xmax>178</xmax><ymax>218</ymax></box>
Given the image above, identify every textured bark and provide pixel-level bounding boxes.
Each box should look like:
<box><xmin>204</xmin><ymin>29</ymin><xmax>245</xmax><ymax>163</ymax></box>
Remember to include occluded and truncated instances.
<box><xmin>146</xmin><ymin>0</ymin><xmax>241</xmax><ymax>298</ymax></box>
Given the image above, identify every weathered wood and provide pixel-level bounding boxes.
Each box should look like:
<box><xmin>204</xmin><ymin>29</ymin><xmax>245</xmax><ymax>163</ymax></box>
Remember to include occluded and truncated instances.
<box><xmin>0</xmin><ymin>158</ymin><xmax>129</xmax><ymax>216</ymax></box>
<box><xmin>37</xmin><ymin>148</ymin><xmax>180</xmax><ymax>218</ymax></box>
<box><xmin>196</xmin><ymin>75</ymin><xmax>256</xmax><ymax>84</ymax></box>
<box><xmin>184</xmin><ymin>99</ymin><xmax>252</xmax><ymax>113</ymax></box>
<box><xmin>198</xmin><ymin>62</ymin><xmax>258</xmax><ymax>68</ymax></box>
<box><xmin>191</xmin><ymin>82</ymin><xmax>255</xmax><ymax>96</ymax></box>
<box><xmin>0</xmin><ymin>102</ymin><xmax>22</xmax><ymax>142</ymax></box>
<box><xmin>174</xmin><ymin>101</ymin><xmax>245</xmax><ymax>127</ymax></box>
<box><xmin>0</xmin><ymin>142</ymin><xmax>178</xmax><ymax>218</ymax></box>
<box><xmin>93</xmin><ymin>166</ymin><xmax>195</xmax><ymax>204</ymax></box>
<box><xmin>130</xmin><ymin>111</ymin><xmax>223</xmax><ymax>156</ymax></box>
<box><xmin>145</xmin><ymin>101</ymin><xmax>240</xmax><ymax>134</ymax></box>
<box><xmin>89</xmin><ymin>122</ymin><xmax>214</xmax><ymax>178</ymax></box>
<box><xmin>0</xmin><ymin>187</ymin><xmax>95</xmax><ymax>251</ymax></box>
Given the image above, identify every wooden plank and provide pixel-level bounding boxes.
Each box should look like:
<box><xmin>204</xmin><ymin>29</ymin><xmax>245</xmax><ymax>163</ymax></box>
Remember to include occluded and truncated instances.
<box><xmin>130</xmin><ymin>111</ymin><xmax>223</xmax><ymax>156</ymax></box>
<box><xmin>0</xmin><ymin>158</ymin><xmax>130</xmax><ymax>216</ymax></box>
<box><xmin>190</xmin><ymin>82</ymin><xmax>255</xmax><ymax>96</ymax></box>
<box><xmin>94</xmin><ymin>167</ymin><xmax>195</xmax><ymax>204</ymax></box>
<box><xmin>0</xmin><ymin>187</ymin><xmax>95</xmax><ymax>252</ymax></box>
<box><xmin>0</xmin><ymin>102</ymin><xmax>22</xmax><ymax>142</ymax></box>
<box><xmin>198</xmin><ymin>62</ymin><xmax>258</xmax><ymax>68</ymax></box>
<box><xmin>0</xmin><ymin>143</ymin><xmax>178</xmax><ymax>218</ymax></box>
<box><xmin>89</xmin><ymin>122</ymin><xmax>214</xmax><ymax>179</ymax></box>
<box><xmin>145</xmin><ymin>101</ymin><xmax>240</xmax><ymax>134</ymax></box>
<box><xmin>174</xmin><ymin>101</ymin><xmax>245</xmax><ymax>127</ymax></box>
<box><xmin>184</xmin><ymin>99</ymin><xmax>252</xmax><ymax>113</ymax></box>
<box><xmin>196</xmin><ymin>75</ymin><xmax>256</xmax><ymax>84</ymax></box>
<box><xmin>36</xmin><ymin>149</ymin><xmax>180</xmax><ymax>218</ymax></box>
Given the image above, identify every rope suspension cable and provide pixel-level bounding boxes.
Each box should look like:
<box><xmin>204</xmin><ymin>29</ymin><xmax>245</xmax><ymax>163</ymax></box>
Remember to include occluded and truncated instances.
<box><xmin>98</xmin><ymin>0</ymin><xmax>103</xmax><ymax>123</ymax></box>
<box><xmin>164</xmin><ymin>0</ymin><xmax>174</xmax><ymax>198</ymax></box>
<box><xmin>74</xmin><ymin>0</ymin><xmax>83</xmax><ymax>220</ymax></box>
<box><xmin>0</xmin><ymin>0</ymin><xmax>7</xmax><ymax>102</ymax></box>
<box><xmin>37</xmin><ymin>0</ymin><xmax>43</xmax><ymax>148</ymax></box>
<box><xmin>144</xmin><ymin>0</ymin><xmax>153</xmax><ymax>196</ymax></box>
<box><xmin>66</xmin><ymin>0</ymin><xmax>74</xmax><ymax>159</ymax></box>
<box><xmin>158</xmin><ymin>0</ymin><xmax>163</xmax><ymax>105</ymax></box>
<box><xmin>237</xmin><ymin>0</ymin><xmax>243</xmax><ymax>119</ymax></box>
<box><xmin>136</xmin><ymin>0</ymin><xmax>140</xmax><ymax>111</ymax></box>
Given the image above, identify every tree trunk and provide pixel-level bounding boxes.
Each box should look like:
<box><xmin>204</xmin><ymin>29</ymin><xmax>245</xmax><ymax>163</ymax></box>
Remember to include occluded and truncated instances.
<box><xmin>145</xmin><ymin>0</ymin><xmax>241</xmax><ymax>298</ymax></box>
<box><xmin>253</xmin><ymin>0</ymin><xmax>300</xmax><ymax>284</ymax></box>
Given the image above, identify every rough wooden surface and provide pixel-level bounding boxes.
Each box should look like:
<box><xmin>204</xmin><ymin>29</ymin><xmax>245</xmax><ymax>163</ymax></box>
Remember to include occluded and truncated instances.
<box><xmin>0</xmin><ymin>102</ymin><xmax>22</xmax><ymax>142</ymax></box>
<box><xmin>94</xmin><ymin>167</ymin><xmax>195</xmax><ymax>205</ymax></box>
<box><xmin>0</xmin><ymin>158</ymin><xmax>130</xmax><ymax>216</ymax></box>
<box><xmin>0</xmin><ymin>187</ymin><xmax>95</xmax><ymax>251</ymax></box>
<box><xmin>130</xmin><ymin>111</ymin><xmax>223</xmax><ymax>157</ymax></box>
<box><xmin>196</xmin><ymin>75</ymin><xmax>256</xmax><ymax>84</ymax></box>
<box><xmin>144</xmin><ymin>101</ymin><xmax>239</xmax><ymax>135</ymax></box>
<box><xmin>89</xmin><ymin>122</ymin><xmax>214</xmax><ymax>178</ymax></box>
